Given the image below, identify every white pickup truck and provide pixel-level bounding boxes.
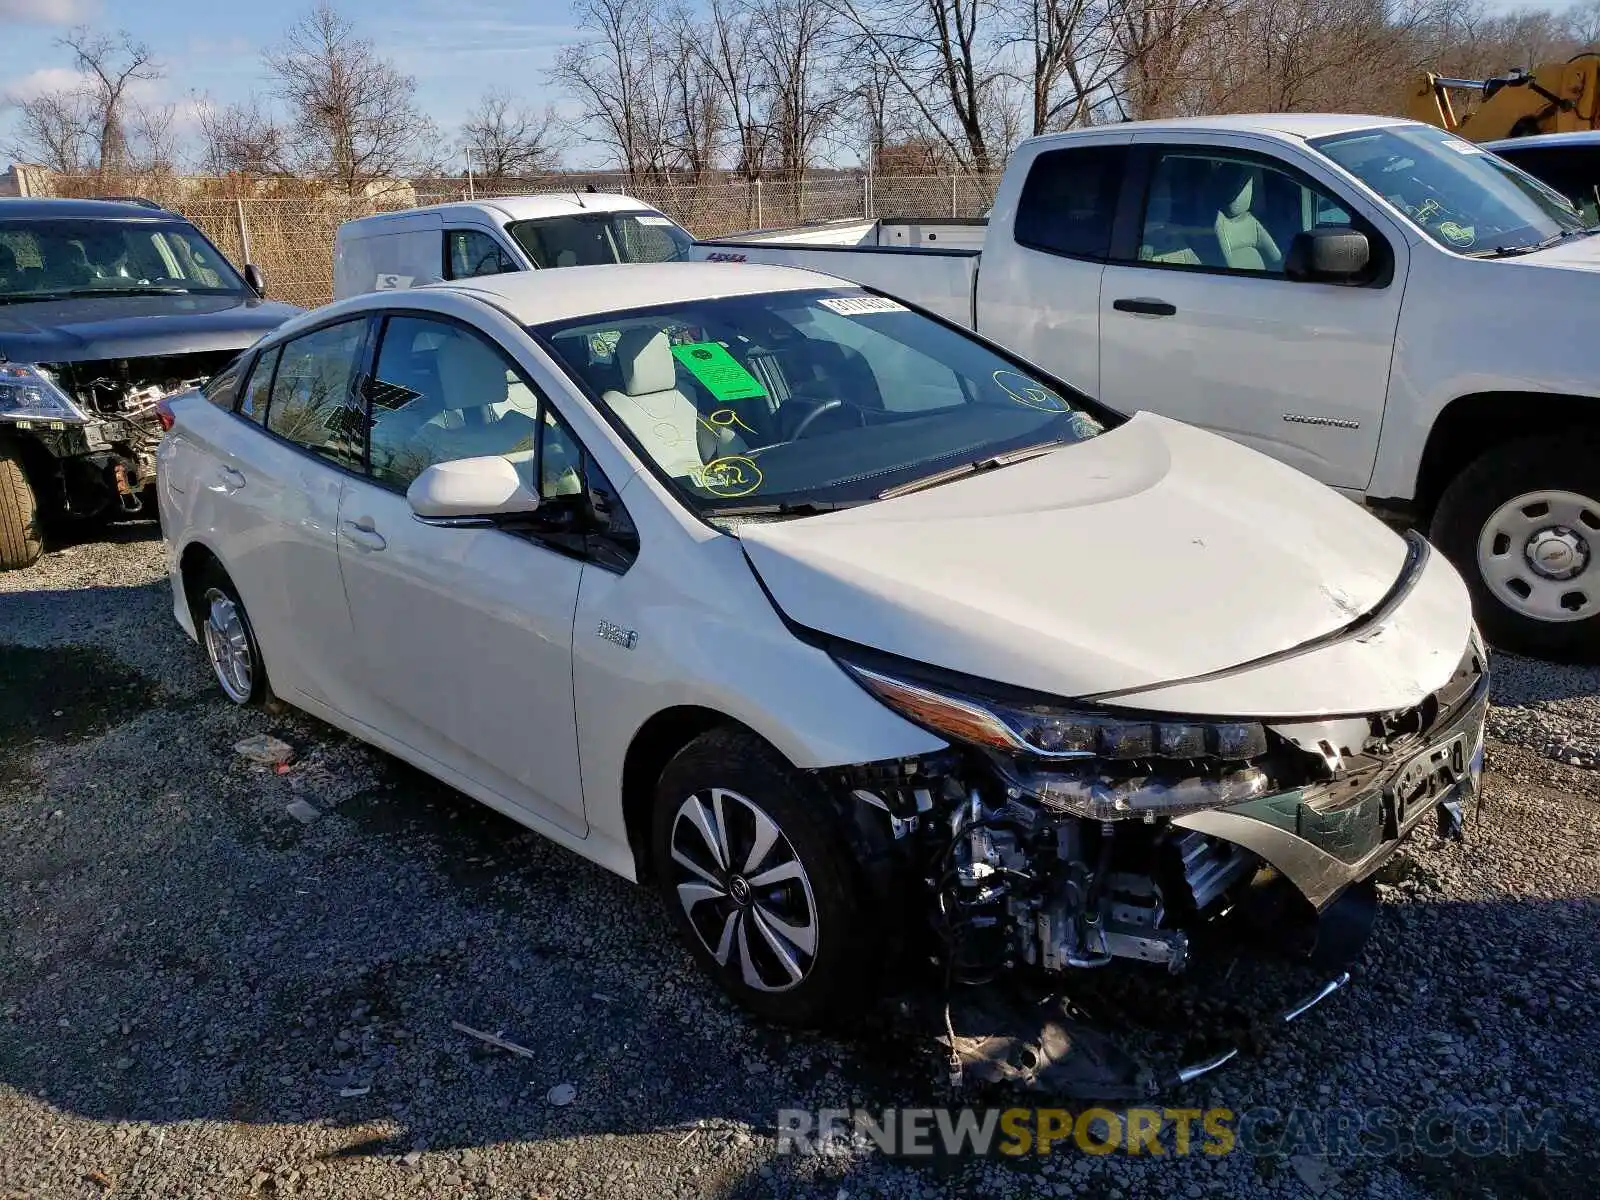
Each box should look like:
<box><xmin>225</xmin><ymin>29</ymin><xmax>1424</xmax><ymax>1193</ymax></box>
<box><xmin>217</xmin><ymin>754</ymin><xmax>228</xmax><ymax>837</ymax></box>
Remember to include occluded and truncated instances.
<box><xmin>692</xmin><ymin>113</ymin><xmax>1600</xmax><ymax>661</ymax></box>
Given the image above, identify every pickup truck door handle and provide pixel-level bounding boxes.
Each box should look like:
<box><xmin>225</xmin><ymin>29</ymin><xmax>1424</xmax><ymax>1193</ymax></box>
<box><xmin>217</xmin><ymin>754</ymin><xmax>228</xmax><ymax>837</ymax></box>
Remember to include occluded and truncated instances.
<box><xmin>340</xmin><ymin>518</ymin><xmax>387</xmax><ymax>552</ymax></box>
<box><xmin>1113</xmin><ymin>298</ymin><xmax>1178</xmax><ymax>317</ymax></box>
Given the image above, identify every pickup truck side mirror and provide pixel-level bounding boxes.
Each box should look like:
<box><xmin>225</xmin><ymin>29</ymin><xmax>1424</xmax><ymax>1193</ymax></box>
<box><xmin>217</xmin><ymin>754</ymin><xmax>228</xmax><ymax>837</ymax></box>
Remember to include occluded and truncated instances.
<box><xmin>1286</xmin><ymin>229</ymin><xmax>1370</xmax><ymax>283</ymax></box>
<box><xmin>243</xmin><ymin>263</ymin><xmax>266</xmax><ymax>297</ymax></box>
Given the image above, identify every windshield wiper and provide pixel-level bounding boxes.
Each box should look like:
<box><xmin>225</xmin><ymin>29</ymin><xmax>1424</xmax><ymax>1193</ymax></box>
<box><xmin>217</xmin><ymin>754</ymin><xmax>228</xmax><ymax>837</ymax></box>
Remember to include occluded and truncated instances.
<box><xmin>1467</xmin><ymin>227</ymin><xmax>1596</xmax><ymax>258</ymax></box>
<box><xmin>66</xmin><ymin>285</ymin><xmax>195</xmax><ymax>295</ymax></box>
<box><xmin>0</xmin><ymin>292</ymin><xmax>81</xmax><ymax>305</ymax></box>
<box><xmin>705</xmin><ymin>499</ymin><xmax>856</xmax><ymax>518</ymax></box>
<box><xmin>877</xmin><ymin>440</ymin><xmax>1066</xmax><ymax>500</ymax></box>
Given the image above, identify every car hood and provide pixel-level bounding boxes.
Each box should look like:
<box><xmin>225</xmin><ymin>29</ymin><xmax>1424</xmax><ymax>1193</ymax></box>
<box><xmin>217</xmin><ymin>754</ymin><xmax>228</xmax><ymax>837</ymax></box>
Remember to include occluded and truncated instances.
<box><xmin>0</xmin><ymin>293</ymin><xmax>301</xmax><ymax>363</ymax></box>
<box><xmin>739</xmin><ymin>413</ymin><xmax>1471</xmax><ymax>717</ymax></box>
<box><xmin>1505</xmin><ymin>229</ymin><xmax>1600</xmax><ymax>272</ymax></box>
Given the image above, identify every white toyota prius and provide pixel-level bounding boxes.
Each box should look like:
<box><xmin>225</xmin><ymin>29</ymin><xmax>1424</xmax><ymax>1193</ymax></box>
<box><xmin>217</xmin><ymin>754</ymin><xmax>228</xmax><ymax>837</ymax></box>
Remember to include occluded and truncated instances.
<box><xmin>157</xmin><ymin>263</ymin><xmax>1487</xmax><ymax>1030</ymax></box>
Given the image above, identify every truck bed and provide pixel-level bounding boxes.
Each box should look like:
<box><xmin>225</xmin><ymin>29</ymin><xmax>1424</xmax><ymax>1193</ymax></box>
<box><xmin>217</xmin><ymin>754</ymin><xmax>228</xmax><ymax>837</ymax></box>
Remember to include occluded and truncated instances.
<box><xmin>690</xmin><ymin>217</ymin><xmax>984</xmax><ymax>327</ymax></box>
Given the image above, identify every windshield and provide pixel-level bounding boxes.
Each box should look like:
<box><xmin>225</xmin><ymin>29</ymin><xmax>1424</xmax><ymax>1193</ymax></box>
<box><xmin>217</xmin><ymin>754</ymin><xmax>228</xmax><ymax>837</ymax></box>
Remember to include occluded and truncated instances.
<box><xmin>0</xmin><ymin>218</ymin><xmax>247</xmax><ymax>300</ymax></box>
<box><xmin>535</xmin><ymin>287</ymin><xmax>1108</xmax><ymax>519</ymax></box>
<box><xmin>507</xmin><ymin>211</ymin><xmax>692</xmax><ymax>268</ymax></box>
<box><xmin>1310</xmin><ymin>125</ymin><xmax>1588</xmax><ymax>255</ymax></box>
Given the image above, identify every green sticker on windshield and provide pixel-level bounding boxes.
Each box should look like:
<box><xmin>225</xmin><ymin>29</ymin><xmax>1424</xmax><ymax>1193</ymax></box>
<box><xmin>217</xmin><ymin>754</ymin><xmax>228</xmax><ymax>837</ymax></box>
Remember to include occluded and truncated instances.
<box><xmin>671</xmin><ymin>341</ymin><xmax>768</xmax><ymax>402</ymax></box>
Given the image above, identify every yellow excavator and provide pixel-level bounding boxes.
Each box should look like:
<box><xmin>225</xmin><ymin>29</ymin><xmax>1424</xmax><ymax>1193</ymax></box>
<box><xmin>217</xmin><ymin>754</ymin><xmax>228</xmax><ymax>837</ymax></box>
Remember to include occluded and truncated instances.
<box><xmin>1409</xmin><ymin>52</ymin><xmax>1600</xmax><ymax>140</ymax></box>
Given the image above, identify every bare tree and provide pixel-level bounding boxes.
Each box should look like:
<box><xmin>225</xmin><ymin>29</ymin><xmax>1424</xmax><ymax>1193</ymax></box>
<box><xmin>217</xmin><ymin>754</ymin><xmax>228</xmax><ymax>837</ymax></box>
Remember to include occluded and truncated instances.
<box><xmin>5</xmin><ymin>89</ymin><xmax>96</xmax><ymax>173</ymax></box>
<box><xmin>550</xmin><ymin>0</ymin><xmax>674</xmax><ymax>180</ymax></box>
<box><xmin>997</xmin><ymin>0</ymin><xmax>1121</xmax><ymax>134</ymax></box>
<box><xmin>59</xmin><ymin>26</ymin><xmax>162</xmax><ymax>174</ymax></box>
<box><xmin>264</xmin><ymin>2</ymin><xmax>438</xmax><ymax>195</ymax></box>
<box><xmin>5</xmin><ymin>27</ymin><xmax>163</xmax><ymax>174</ymax></box>
<box><xmin>197</xmin><ymin>96</ymin><xmax>288</xmax><ymax>177</ymax></box>
<box><xmin>830</xmin><ymin>0</ymin><xmax>1009</xmax><ymax>172</ymax></box>
<box><xmin>460</xmin><ymin>88</ymin><xmax>567</xmax><ymax>186</ymax></box>
<box><xmin>662</xmin><ymin>10</ymin><xmax>725</xmax><ymax>181</ymax></box>
<box><xmin>701</xmin><ymin>0</ymin><xmax>772</xmax><ymax>179</ymax></box>
<box><xmin>749</xmin><ymin>0</ymin><xmax>849</xmax><ymax>176</ymax></box>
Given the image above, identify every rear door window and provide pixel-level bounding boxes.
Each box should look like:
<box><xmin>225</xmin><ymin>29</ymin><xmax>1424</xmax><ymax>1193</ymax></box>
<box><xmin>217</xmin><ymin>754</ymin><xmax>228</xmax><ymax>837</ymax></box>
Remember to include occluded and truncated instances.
<box><xmin>265</xmin><ymin>320</ymin><xmax>368</xmax><ymax>469</ymax></box>
<box><xmin>1014</xmin><ymin>145</ymin><xmax>1127</xmax><ymax>260</ymax></box>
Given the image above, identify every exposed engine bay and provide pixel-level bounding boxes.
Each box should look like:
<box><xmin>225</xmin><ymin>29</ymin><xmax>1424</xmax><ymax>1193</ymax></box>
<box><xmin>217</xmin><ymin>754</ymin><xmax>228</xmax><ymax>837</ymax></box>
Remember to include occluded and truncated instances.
<box><xmin>830</xmin><ymin>629</ymin><xmax>1488</xmax><ymax>1094</ymax></box>
<box><xmin>24</xmin><ymin>351</ymin><xmax>233</xmax><ymax>518</ymax></box>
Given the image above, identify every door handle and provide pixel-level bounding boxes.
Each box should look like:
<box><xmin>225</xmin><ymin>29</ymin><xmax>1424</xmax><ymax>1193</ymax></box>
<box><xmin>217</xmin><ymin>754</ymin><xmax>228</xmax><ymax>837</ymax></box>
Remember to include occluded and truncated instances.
<box><xmin>1113</xmin><ymin>298</ymin><xmax>1178</xmax><ymax>317</ymax></box>
<box><xmin>340</xmin><ymin>519</ymin><xmax>387</xmax><ymax>552</ymax></box>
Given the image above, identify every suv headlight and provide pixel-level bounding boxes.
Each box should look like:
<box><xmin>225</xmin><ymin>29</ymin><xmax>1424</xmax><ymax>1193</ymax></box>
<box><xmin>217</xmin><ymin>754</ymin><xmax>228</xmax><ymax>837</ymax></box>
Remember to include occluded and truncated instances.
<box><xmin>0</xmin><ymin>363</ymin><xmax>88</xmax><ymax>423</ymax></box>
<box><xmin>837</xmin><ymin>655</ymin><xmax>1276</xmax><ymax>820</ymax></box>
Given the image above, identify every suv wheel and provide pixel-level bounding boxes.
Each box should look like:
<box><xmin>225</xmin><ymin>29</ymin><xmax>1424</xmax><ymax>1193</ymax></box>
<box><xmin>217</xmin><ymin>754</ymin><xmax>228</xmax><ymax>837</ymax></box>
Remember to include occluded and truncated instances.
<box><xmin>650</xmin><ymin>726</ymin><xmax>880</xmax><ymax>1027</ymax></box>
<box><xmin>1433</xmin><ymin>434</ymin><xmax>1600</xmax><ymax>662</ymax></box>
<box><xmin>0</xmin><ymin>442</ymin><xmax>43</xmax><ymax>570</ymax></box>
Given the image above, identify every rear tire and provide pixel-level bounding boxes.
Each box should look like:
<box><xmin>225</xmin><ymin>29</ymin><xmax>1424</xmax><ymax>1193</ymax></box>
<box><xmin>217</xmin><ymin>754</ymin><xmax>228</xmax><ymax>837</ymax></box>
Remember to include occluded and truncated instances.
<box><xmin>1431</xmin><ymin>433</ymin><xmax>1600</xmax><ymax>663</ymax></box>
<box><xmin>193</xmin><ymin>563</ymin><xmax>268</xmax><ymax>705</ymax></box>
<box><xmin>650</xmin><ymin>726</ymin><xmax>881</xmax><ymax>1027</ymax></box>
<box><xmin>0</xmin><ymin>442</ymin><xmax>43</xmax><ymax>570</ymax></box>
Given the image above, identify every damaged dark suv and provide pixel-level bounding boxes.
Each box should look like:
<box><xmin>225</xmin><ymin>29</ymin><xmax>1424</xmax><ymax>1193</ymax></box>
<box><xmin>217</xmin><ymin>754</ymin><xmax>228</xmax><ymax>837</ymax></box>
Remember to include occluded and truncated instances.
<box><xmin>0</xmin><ymin>197</ymin><xmax>300</xmax><ymax>567</ymax></box>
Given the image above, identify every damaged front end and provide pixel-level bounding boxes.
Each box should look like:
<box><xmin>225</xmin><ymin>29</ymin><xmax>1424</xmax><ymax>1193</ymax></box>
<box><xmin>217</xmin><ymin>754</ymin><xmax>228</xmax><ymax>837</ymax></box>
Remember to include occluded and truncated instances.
<box><xmin>2</xmin><ymin>352</ymin><xmax>233</xmax><ymax>519</ymax></box>
<box><xmin>825</xmin><ymin>620</ymin><xmax>1488</xmax><ymax>1094</ymax></box>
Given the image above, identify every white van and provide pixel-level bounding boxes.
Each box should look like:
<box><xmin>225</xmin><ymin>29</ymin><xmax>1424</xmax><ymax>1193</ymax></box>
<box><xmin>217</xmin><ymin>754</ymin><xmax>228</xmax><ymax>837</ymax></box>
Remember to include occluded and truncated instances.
<box><xmin>332</xmin><ymin>193</ymin><xmax>693</xmax><ymax>301</ymax></box>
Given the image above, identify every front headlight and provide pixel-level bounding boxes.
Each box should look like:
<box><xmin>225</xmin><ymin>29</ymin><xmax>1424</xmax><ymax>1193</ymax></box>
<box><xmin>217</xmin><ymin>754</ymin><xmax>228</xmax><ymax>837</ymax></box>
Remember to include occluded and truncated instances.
<box><xmin>0</xmin><ymin>363</ymin><xmax>88</xmax><ymax>423</ymax></box>
<box><xmin>837</xmin><ymin>656</ymin><xmax>1275</xmax><ymax>820</ymax></box>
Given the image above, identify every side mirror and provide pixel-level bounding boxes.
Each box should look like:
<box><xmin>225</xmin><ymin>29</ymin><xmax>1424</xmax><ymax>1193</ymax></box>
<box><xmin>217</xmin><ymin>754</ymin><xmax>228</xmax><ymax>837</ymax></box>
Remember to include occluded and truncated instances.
<box><xmin>243</xmin><ymin>263</ymin><xmax>266</xmax><ymax>297</ymax></box>
<box><xmin>407</xmin><ymin>456</ymin><xmax>540</xmax><ymax>523</ymax></box>
<box><xmin>1286</xmin><ymin>228</ymin><xmax>1370</xmax><ymax>282</ymax></box>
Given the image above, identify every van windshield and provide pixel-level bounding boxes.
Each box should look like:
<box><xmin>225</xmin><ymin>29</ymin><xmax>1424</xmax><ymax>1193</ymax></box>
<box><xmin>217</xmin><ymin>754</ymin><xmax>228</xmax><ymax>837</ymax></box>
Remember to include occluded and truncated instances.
<box><xmin>534</xmin><ymin>287</ymin><xmax>1109</xmax><ymax>520</ymax></box>
<box><xmin>0</xmin><ymin>218</ymin><xmax>247</xmax><ymax>301</ymax></box>
<box><xmin>507</xmin><ymin>212</ymin><xmax>692</xmax><ymax>268</ymax></box>
<box><xmin>1310</xmin><ymin>124</ymin><xmax>1590</xmax><ymax>256</ymax></box>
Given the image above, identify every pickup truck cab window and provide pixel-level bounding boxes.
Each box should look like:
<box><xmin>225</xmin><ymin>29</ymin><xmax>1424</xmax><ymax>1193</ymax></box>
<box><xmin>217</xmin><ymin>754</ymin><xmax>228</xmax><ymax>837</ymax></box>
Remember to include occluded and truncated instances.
<box><xmin>1014</xmin><ymin>145</ymin><xmax>1126</xmax><ymax>260</ymax></box>
<box><xmin>1136</xmin><ymin>150</ymin><xmax>1354</xmax><ymax>275</ymax></box>
<box><xmin>1310</xmin><ymin>124</ymin><xmax>1588</xmax><ymax>255</ymax></box>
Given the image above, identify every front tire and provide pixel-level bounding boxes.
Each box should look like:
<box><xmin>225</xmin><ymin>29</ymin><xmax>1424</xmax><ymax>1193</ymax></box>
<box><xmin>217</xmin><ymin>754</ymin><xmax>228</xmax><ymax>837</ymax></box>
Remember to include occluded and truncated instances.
<box><xmin>1432</xmin><ymin>434</ymin><xmax>1600</xmax><ymax>662</ymax></box>
<box><xmin>0</xmin><ymin>442</ymin><xmax>43</xmax><ymax>570</ymax></box>
<box><xmin>193</xmin><ymin>564</ymin><xmax>268</xmax><ymax>705</ymax></box>
<box><xmin>650</xmin><ymin>726</ymin><xmax>880</xmax><ymax>1027</ymax></box>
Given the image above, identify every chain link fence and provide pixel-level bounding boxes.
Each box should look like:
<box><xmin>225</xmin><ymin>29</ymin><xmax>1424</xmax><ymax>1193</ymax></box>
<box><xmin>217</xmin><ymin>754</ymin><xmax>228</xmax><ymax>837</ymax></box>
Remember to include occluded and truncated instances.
<box><xmin>33</xmin><ymin>172</ymin><xmax>1004</xmax><ymax>309</ymax></box>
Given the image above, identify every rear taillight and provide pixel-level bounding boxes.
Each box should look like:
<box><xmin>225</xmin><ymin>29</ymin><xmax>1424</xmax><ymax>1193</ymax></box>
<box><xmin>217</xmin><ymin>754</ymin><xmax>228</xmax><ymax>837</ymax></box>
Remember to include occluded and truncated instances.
<box><xmin>156</xmin><ymin>397</ymin><xmax>176</xmax><ymax>431</ymax></box>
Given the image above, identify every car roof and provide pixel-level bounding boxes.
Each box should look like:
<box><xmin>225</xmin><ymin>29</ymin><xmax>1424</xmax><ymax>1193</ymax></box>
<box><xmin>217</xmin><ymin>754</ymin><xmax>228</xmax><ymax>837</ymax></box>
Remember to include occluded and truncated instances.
<box><xmin>1026</xmin><ymin>113</ymin><xmax>1417</xmax><ymax>147</ymax></box>
<box><xmin>421</xmin><ymin>262</ymin><xmax>848</xmax><ymax>326</ymax></box>
<box><xmin>343</xmin><ymin>192</ymin><xmax>666</xmax><ymax>229</ymax></box>
<box><xmin>1483</xmin><ymin>130</ymin><xmax>1600</xmax><ymax>151</ymax></box>
<box><xmin>0</xmin><ymin>196</ymin><xmax>179</xmax><ymax>221</ymax></box>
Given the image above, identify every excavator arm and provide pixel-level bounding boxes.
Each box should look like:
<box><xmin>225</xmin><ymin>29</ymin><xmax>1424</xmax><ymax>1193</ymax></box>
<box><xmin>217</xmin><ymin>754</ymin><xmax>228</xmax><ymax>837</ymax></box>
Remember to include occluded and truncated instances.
<box><xmin>1408</xmin><ymin>53</ymin><xmax>1600</xmax><ymax>141</ymax></box>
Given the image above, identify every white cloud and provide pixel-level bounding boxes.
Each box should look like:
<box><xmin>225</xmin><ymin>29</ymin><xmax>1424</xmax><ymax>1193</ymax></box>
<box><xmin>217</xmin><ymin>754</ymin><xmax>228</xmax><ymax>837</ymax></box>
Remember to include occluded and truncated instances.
<box><xmin>0</xmin><ymin>0</ymin><xmax>99</xmax><ymax>24</ymax></box>
<box><xmin>4</xmin><ymin>65</ymin><xmax>90</xmax><ymax>101</ymax></box>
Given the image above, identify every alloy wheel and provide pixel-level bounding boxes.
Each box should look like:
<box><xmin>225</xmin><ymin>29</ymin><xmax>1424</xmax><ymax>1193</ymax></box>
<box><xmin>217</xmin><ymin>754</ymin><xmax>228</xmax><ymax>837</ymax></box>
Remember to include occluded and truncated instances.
<box><xmin>1477</xmin><ymin>489</ymin><xmax>1599</xmax><ymax>624</ymax></box>
<box><xmin>202</xmin><ymin>587</ymin><xmax>254</xmax><ymax>703</ymax></box>
<box><xmin>667</xmin><ymin>787</ymin><xmax>819</xmax><ymax>993</ymax></box>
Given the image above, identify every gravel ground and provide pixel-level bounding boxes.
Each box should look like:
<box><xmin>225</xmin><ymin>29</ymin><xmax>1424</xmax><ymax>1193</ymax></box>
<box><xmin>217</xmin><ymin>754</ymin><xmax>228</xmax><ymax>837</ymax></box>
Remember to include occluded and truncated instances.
<box><xmin>3</xmin><ymin>524</ymin><xmax>1598</xmax><ymax>1200</ymax></box>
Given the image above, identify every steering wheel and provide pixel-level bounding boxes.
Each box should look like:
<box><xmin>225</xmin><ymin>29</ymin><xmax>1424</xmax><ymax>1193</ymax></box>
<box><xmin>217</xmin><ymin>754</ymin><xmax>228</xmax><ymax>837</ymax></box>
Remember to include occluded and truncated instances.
<box><xmin>789</xmin><ymin>399</ymin><xmax>845</xmax><ymax>439</ymax></box>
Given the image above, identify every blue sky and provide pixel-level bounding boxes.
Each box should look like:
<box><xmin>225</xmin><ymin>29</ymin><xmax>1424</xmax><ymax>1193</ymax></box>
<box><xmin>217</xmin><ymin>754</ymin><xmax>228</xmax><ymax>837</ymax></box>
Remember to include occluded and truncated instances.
<box><xmin>0</xmin><ymin>0</ymin><xmax>586</xmax><ymax>168</ymax></box>
<box><xmin>0</xmin><ymin>0</ymin><xmax>1569</xmax><ymax>173</ymax></box>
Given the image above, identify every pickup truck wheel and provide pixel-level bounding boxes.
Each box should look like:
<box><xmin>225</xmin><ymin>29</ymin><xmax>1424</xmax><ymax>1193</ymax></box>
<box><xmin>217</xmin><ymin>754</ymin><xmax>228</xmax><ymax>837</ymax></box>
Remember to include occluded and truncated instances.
<box><xmin>0</xmin><ymin>442</ymin><xmax>43</xmax><ymax>570</ymax></box>
<box><xmin>650</xmin><ymin>726</ymin><xmax>880</xmax><ymax>1027</ymax></box>
<box><xmin>1432</xmin><ymin>435</ymin><xmax>1600</xmax><ymax>662</ymax></box>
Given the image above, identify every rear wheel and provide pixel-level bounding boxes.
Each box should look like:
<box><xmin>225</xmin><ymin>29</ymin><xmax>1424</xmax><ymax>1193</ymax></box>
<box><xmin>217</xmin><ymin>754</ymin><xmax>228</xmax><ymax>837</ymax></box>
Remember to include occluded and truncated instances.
<box><xmin>0</xmin><ymin>442</ymin><xmax>43</xmax><ymax>570</ymax></box>
<box><xmin>650</xmin><ymin>726</ymin><xmax>880</xmax><ymax>1027</ymax></box>
<box><xmin>1432</xmin><ymin>434</ymin><xmax>1600</xmax><ymax>662</ymax></box>
<box><xmin>194</xmin><ymin>564</ymin><xmax>267</xmax><ymax>705</ymax></box>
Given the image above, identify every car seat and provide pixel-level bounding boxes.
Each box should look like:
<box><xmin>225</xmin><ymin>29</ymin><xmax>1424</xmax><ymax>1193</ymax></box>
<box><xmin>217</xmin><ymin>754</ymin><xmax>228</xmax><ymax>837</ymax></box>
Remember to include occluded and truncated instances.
<box><xmin>1139</xmin><ymin>170</ymin><xmax>1202</xmax><ymax>266</ymax></box>
<box><xmin>1212</xmin><ymin>164</ymin><xmax>1283</xmax><ymax>272</ymax></box>
<box><xmin>601</xmin><ymin>328</ymin><xmax>746</xmax><ymax>479</ymax></box>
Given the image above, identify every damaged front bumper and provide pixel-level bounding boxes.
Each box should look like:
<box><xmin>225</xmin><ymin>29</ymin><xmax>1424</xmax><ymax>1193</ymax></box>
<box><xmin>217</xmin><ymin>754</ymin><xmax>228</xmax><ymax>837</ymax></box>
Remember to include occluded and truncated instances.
<box><xmin>1177</xmin><ymin>664</ymin><xmax>1488</xmax><ymax>912</ymax></box>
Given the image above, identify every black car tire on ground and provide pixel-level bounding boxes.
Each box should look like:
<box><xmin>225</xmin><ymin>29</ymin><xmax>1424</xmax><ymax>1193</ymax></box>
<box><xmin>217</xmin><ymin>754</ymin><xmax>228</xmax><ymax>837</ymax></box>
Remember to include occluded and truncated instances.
<box><xmin>650</xmin><ymin>725</ymin><xmax>882</xmax><ymax>1027</ymax></box>
<box><xmin>1432</xmin><ymin>433</ymin><xmax>1600</xmax><ymax>663</ymax></box>
<box><xmin>0</xmin><ymin>442</ymin><xmax>43</xmax><ymax>570</ymax></box>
